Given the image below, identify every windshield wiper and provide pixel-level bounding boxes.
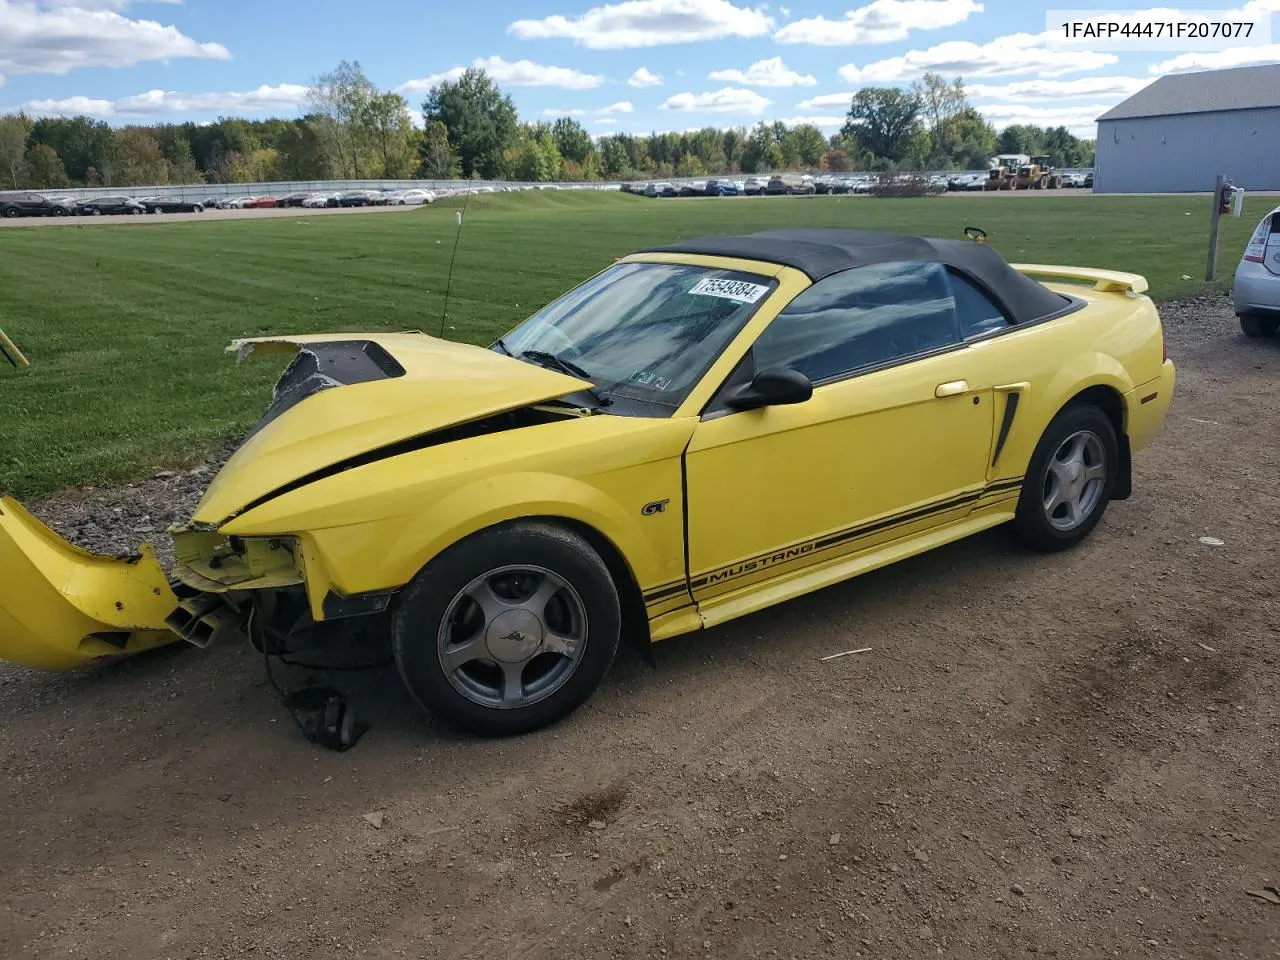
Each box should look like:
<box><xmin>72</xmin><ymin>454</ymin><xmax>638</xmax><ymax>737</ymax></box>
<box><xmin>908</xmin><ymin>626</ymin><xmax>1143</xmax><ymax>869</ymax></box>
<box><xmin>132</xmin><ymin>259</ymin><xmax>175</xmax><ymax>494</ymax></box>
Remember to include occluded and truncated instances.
<box><xmin>492</xmin><ymin>337</ymin><xmax>513</xmax><ymax>356</ymax></box>
<box><xmin>519</xmin><ymin>350</ymin><xmax>612</xmax><ymax>406</ymax></box>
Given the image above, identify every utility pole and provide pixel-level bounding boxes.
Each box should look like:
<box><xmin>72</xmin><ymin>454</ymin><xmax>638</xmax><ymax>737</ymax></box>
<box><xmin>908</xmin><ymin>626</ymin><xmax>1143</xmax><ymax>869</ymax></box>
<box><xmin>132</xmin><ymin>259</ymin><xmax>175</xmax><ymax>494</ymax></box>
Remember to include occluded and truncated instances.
<box><xmin>1206</xmin><ymin>173</ymin><xmax>1224</xmax><ymax>282</ymax></box>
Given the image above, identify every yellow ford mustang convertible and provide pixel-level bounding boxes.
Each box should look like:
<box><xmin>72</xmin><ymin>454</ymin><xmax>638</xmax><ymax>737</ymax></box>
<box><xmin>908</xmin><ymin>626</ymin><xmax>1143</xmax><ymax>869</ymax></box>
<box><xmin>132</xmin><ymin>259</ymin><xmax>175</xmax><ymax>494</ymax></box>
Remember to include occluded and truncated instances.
<box><xmin>0</xmin><ymin>229</ymin><xmax>1175</xmax><ymax>735</ymax></box>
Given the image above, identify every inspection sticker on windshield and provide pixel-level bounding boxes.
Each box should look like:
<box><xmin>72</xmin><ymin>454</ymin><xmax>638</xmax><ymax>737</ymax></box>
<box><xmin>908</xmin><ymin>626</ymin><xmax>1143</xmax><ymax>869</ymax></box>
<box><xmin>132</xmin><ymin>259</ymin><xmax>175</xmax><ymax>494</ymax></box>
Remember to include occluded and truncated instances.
<box><xmin>688</xmin><ymin>277</ymin><xmax>768</xmax><ymax>303</ymax></box>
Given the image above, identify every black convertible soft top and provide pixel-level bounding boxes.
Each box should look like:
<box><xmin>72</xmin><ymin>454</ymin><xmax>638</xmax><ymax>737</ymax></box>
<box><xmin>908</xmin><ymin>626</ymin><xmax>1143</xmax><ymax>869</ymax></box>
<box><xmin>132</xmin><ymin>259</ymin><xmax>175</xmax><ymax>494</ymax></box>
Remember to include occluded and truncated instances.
<box><xmin>641</xmin><ymin>228</ymin><xmax>1070</xmax><ymax>325</ymax></box>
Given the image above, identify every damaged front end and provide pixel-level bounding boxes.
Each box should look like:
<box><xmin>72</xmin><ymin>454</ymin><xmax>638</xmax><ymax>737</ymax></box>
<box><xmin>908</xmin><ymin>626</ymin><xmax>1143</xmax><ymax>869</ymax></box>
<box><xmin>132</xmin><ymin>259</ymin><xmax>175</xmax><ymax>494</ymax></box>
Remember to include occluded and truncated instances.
<box><xmin>1</xmin><ymin>331</ymin><xmax>590</xmax><ymax>672</ymax></box>
<box><xmin>0</xmin><ymin>497</ymin><xmax>181</xmax><ymax>670</ymax></box>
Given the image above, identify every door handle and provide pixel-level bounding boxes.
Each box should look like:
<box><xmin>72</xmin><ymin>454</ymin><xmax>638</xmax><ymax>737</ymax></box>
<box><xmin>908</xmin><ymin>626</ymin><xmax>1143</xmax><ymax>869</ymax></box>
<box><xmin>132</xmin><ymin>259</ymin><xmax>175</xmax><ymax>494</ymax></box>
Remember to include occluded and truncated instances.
<box><xmin>934</xmin><ymin>380</ymin><xmax>970</xmax><ymax>398</ymax></box>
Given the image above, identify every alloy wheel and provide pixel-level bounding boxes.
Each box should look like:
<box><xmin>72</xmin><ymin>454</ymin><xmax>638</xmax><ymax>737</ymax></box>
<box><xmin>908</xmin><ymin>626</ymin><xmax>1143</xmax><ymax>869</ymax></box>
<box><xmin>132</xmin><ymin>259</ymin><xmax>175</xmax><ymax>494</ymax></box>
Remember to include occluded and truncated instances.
<box><xmin>436</xmin><ymin>565</ymin><xmax>588</xmax><ymax>710</ymax></box>
<box><xmin>1042</xmin><ymin>430</ymin><xmax>1107</xmax><ymax>531</ymax></box>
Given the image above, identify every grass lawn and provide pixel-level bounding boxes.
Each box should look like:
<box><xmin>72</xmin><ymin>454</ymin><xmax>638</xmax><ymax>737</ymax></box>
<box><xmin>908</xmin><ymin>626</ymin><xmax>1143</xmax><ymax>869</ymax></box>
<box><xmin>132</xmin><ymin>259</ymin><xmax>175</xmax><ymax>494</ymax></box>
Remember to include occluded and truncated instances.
<box><xmin>0</xmin><ymin>190</ymin><xmax>1266</xmax><ymax>499</ymax></box>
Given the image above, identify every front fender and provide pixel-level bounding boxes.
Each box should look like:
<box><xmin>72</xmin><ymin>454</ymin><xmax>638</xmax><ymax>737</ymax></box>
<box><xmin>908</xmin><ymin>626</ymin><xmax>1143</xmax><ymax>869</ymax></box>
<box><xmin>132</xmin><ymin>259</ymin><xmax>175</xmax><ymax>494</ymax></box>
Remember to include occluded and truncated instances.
<box><xmin>220</xmin><ymin>416</ymin><xmax>695</xmax><ymax>621</ymax></box>
<box><xmin>299</xmin><ymin>471</ymin><xmax>659</xmax><ymax>614</ymax></box>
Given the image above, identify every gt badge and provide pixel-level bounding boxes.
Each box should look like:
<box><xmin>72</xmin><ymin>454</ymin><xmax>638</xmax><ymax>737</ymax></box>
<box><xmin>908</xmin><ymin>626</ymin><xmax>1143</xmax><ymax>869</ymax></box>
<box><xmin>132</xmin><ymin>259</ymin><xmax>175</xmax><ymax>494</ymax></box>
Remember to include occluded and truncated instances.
<box><xmin>641</xmin><ymin>499</ymin><xmax>670</xmax><ymax>516</ymax></box>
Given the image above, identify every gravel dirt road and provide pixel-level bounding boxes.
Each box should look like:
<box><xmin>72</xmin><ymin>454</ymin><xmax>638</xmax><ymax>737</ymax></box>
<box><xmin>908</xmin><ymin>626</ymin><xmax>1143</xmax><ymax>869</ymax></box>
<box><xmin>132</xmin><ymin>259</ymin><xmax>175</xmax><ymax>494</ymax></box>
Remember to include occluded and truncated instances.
<box><xmin>1</xmin><ymin>296</ymin><xmax>1277</xmax><ymax>960</ymax></box>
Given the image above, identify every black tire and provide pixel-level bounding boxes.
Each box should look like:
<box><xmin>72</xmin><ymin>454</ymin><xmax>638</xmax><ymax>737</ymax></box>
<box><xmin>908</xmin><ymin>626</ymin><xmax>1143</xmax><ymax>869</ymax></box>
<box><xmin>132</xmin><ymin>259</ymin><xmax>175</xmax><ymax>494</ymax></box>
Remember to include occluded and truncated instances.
<box><xmin>52</xmin><ymin>206</ymin><xmax>68</xmax><ymax>217</ymax></box>
<box><xmin>194</xmin><ymin>204</ymin><xmax>204</xmax><ymax>213</ymax></box>
<box><xmin>1</xmin><ymin>207</ymin><xmax>18</xmax><ymax>218</ymax></box>
<box><xmin>392</xmin><ymin>522</ymin><xmax>621</xmax><ymax>736</ymax></box>
<box><xmin>1240</xmin><ymin>313</ymin><xmax>1279</xmax><ymax>338</ymax></box>
<box><xmin>1012</xmin><ymin>403</ymin><xmax>1118</xmax><ymax>552</ymax></box>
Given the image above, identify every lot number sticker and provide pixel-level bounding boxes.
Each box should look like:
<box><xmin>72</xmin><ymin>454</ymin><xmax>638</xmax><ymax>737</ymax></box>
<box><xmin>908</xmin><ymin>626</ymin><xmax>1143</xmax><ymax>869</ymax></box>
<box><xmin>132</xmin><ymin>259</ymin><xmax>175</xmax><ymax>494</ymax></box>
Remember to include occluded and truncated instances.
<box><xmin>689</xmin><ymin>277</ymin><xmax>768</xmax><ymax>303</ymax></box>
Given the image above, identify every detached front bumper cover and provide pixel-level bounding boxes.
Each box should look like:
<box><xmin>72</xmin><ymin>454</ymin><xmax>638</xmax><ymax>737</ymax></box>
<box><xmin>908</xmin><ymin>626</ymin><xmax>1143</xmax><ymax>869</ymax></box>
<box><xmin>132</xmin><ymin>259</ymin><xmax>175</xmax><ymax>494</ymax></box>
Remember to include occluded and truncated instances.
<box><xmin>0</xmin><ymin>496</ymin><xmax>180</xmax><ymax>670</ymax></box>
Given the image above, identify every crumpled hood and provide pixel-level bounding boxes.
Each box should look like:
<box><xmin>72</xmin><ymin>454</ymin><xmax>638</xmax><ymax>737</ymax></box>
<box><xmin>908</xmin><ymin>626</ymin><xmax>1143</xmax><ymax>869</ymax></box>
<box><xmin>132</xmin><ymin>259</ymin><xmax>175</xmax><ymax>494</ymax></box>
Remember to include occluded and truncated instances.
<box><xmin>192</xmin><ymin>333</ymin><xmax>587</xmax><ymax>525</ymax></box>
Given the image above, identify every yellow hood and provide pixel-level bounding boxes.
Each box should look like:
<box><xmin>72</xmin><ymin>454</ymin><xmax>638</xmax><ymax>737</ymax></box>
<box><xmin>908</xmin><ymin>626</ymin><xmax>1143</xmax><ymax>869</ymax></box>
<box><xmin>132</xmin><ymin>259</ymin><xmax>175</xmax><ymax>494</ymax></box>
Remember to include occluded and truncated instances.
<box><xmin>193</xmin><ymin>333</ymin><xmax>588</xmax><ymax>525</ymax></box>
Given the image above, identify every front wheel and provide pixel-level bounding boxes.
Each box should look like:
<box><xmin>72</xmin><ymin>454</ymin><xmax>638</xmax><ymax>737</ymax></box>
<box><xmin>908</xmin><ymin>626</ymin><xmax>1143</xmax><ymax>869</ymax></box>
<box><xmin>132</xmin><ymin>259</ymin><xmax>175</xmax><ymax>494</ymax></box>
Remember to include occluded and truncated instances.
<box><xmin>1240</xmin><ymin>313</ymin><xmax>1280</xmax><ymax>338</ymax></box>
<box><xmin>1012</xmin><ymin>404</ymin><xmax>1118</xmax><ymax>552</ymax></box>
<box><xmin>393</xmin><ymin>522</ymin><xmax>621</xmax><ymax>736</ymax></box>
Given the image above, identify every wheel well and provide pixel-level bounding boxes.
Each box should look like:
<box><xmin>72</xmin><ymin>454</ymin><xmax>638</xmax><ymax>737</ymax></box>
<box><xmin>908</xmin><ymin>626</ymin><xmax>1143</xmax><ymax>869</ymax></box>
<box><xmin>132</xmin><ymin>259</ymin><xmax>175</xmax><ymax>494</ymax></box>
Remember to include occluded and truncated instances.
<box><xmin>552</xmin><ymin>518</ymin><xmax>653</xmax><ymax>658</ymax></box>
<box><xmin>1064</xmin><ymin>385</ymin><xmax>1132</xmax><ymax>500</ymax></box>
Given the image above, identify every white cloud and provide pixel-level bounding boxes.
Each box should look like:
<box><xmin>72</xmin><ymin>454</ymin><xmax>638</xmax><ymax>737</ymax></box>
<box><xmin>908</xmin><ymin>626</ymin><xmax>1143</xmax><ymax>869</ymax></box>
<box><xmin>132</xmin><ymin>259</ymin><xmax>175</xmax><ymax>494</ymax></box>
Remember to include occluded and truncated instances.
<box><xmin>708</xmin><ymin>56</ymin><xmax>816</xmax><ymax>87</ymax></box>
<box><xmin>115</xmin><ymin>84</ymin><xmax>309</xmax><ymax>115</ymax></box>
<box><xmin>966</xmin><ymin>77</ymin><xmax>1152</xmax><ymax>102</ymax></box>
<box><xmin>594</xmin><ymin>117</ymin><xmax>620</xmax><ymax>125</ymax></box>
<box><xmin>660</xmin><ymin>86</ymin><xmax>773</xmax><ymax>113</ymax></box>
<box><xmin>22</xmin><ymin>95</ymin><xmax>115</xmax><ymax>117</ymax></box>
<box><xmin>600</xmin><ymin>100</ymin><xmax>634</xmax><ymax>113</ymax></box>
<box><xmin>1148</xmin><ymin>44</ymin><xmax>1280</xmax><ymax>74</ymax></box>
<box><xmin>509</xmin><ymin>0</ymin><xmax>775</xmax><ymax>49</ymax></box>
<box><xmin>40</xmin><ymin>0</ymin><xmax>182</xmax><ymax>9</ymax></box>
<box><xmin>397</xmin><ymin>56</ymin><xmax>603</xmax><ymax>97</ymax></box>
<box><xmin>475</xmin><ymin>55</ymin><xmax>605</xmax><ymax>89</ymax></box>
<box><xmin>779</xmin><ymin>3</ymin><xmax>791</xmax><ymax>14</ymax></box>
<box><xmin>797</xmin><ymin>91</ymin><xmax>855</xmax><ymax>109</ymax></box>
<box><xmin>774</xmin><ymin>0</ymin><xmax>981</xmax><ymax>45</ymax></box>
<box><xmin>543</xmin><ymin>107</ymin><xmax>589</xmax><ymax>116</ymax></box>
<box><xmin>976</xmin><ymin>102</ymin><xmax>1109</xmax><ymax>138</ymax></box>
<box><xmin>0</xmin><ymin>0</ymin><xmax>230</xmax><ymax>79</ymax></box>
<box><xmin>776</xmin><ymin>114</ymin><xmax>846</xmax><ymax>128</ymax></box>
<box><xmin>20</xmin><ymin>83</ymin><xmax>311</xmax><ymax>118</ymax></box>
<box><xmin>395</xmin><ymin>67</ymin><xmax>466</xmax><ymax>97</ymax></box>
<box><xmin>628</xmin><ymin>66</ymin><xmax>663</xmax><ymax>86</ymax></box>
<box><xmin>839</xmin><ymin>33</ymin><xmax>1117</xmax><ymax>82</ymax></box>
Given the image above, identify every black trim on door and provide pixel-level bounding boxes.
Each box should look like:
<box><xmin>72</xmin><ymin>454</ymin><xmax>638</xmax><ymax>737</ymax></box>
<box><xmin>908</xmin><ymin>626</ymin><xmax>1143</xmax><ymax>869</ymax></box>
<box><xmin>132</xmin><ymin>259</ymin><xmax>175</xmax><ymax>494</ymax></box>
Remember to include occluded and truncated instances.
<box><xmin>992</xmin><ymin>392</ymin><xmax>1020</xmax><ymax>466</ymax></box>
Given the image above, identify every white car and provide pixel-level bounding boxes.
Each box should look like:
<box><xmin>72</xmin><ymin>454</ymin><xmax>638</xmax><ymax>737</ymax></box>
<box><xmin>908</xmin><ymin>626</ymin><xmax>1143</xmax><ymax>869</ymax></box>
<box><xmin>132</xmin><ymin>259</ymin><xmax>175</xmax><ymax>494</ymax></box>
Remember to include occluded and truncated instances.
<box><xmin>1233</xmin><ymin>203</ymin><xmax>1280</xmax><ymax>338</ymax></box>
<box><xmin>301</xmin><ymin>194</ymin><xmax>335</xmax><ymax>208</ymax></box>
<box><xmin>384</xmin><ymin>189</ymin><xmax>436</xmax><ymax>205</ymax></box>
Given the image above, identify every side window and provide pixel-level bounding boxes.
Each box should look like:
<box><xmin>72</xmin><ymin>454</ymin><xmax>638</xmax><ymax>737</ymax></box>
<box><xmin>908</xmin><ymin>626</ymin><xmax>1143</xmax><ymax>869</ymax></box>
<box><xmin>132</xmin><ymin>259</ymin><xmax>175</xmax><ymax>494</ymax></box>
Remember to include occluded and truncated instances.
<box><xmin>753</xmin><ymin>261</ymin><xmax>961</xmax><ymax>384</ymax></box>
<box><xmin>948</xmin><ymin>269</ymin><xmax>1011</xmax><ymax>339</ymax></box>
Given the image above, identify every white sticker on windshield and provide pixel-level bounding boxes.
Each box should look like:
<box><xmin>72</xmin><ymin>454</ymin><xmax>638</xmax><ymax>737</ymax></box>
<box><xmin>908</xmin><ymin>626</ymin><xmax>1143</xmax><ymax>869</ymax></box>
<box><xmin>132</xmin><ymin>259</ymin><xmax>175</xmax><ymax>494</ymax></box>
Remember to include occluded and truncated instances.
<box><xmin>688</xmin><ymin>277</ymin><xmax>768</xmax><ymax>303</ymax></box>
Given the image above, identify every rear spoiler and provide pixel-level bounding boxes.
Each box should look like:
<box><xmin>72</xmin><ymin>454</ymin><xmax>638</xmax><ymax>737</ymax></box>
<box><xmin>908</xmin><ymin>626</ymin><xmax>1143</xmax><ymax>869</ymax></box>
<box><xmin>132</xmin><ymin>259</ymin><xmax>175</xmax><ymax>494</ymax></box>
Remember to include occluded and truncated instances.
<box><xmin>1010</xmin><ymin>263</ymin><xmax>1149</xmax><ymax>296</ymax></box>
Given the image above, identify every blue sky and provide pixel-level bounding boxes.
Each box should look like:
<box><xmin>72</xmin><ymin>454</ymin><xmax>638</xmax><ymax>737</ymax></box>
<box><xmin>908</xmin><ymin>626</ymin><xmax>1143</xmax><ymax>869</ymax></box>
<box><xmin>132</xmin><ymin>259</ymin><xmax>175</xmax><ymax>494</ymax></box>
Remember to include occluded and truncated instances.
<box><xmin>2</xmin><ymin>0</ymin><xmax>1278</xmax><ymax>138</ymax></box>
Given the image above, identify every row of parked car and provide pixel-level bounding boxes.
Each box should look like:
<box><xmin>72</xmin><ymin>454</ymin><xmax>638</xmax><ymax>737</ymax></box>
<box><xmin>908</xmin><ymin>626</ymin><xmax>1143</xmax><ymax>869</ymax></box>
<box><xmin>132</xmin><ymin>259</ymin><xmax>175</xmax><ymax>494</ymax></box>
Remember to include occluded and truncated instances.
<box><xmin>0</xmin><ymin>188</ymin><xmax>438</xmax><ymax>218</ymax></box>
<box><xmin>627</xmin><ymin>170</ymin><xmax>1095</xmax><ymax>199</ymax></box>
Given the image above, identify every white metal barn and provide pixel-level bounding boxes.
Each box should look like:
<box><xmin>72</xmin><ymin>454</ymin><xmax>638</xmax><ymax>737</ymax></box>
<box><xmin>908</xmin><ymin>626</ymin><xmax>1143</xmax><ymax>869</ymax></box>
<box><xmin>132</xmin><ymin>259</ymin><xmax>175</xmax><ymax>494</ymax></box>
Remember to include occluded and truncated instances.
<box><xmin>1094</xmin><ymin>63</ymin><xmax>1280</xmax><ymax>194</ymax></box>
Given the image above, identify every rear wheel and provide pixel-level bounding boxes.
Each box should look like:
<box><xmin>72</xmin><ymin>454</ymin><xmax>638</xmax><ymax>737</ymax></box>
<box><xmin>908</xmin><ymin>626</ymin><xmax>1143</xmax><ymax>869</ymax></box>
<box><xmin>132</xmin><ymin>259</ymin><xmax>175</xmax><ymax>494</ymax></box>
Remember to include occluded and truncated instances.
<box><xmin>1012</xmin><ymin>404</ymin><xmax>1117</xmax><ymax>552</ymax></box>
<box><xmin>1240</xmin><ymin>313</ymin><xmax>1280</xmax><ymax>338</ymax></box>
<box><xmin>393</xmin><ymin>522</ymin><xmax>621</xmax><ymax>736</ymax></box>
<box><xmin>1</xmin><ymin>207</ymin><xmax>18</xmax><ymax>218</ymax></box>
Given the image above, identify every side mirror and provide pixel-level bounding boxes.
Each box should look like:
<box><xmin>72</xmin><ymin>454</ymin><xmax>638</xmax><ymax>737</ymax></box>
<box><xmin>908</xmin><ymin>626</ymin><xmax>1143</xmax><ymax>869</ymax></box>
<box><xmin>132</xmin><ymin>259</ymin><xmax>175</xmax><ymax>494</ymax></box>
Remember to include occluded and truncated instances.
<box><xmin>724</xmin><ymin>367</ymin><xmax>813</xmax><ymax>411</ymax></box>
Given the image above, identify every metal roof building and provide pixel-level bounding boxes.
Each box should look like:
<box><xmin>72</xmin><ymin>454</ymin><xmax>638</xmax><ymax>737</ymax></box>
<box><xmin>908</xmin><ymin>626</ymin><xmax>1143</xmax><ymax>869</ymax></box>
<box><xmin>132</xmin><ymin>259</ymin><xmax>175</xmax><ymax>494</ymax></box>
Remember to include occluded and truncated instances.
<box><xmin>1094</xmin><ymin>63</ymin><xmax>1280</xmax><ymax>193</ymax></box>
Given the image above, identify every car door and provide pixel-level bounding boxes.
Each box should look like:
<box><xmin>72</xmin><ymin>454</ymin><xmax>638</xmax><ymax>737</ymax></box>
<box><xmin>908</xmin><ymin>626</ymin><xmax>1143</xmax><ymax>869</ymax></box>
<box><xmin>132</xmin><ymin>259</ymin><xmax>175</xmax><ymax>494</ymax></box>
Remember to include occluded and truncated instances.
<box><xmin>683</xmin><ymin>261</ymin><xmax>998</xmax><ymax>619</ymax></box>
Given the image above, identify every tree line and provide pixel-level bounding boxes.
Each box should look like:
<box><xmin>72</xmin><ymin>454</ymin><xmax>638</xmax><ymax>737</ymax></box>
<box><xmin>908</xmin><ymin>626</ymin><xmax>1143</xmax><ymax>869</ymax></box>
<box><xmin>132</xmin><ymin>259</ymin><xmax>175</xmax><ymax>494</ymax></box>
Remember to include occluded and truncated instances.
<box><xmin>0</xmin><ymin>62</ymin><xmax>1096</xmax><ymax>192</ymax></box>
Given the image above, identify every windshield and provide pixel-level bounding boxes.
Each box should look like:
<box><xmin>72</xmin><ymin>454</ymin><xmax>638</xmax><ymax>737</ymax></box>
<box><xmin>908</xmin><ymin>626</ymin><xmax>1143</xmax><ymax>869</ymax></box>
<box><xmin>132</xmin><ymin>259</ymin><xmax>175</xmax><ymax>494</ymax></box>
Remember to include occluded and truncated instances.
<box><xmin>499</xmin><ymin>261</ymin><xmax>777</xmax><ymax>413</ymax></box>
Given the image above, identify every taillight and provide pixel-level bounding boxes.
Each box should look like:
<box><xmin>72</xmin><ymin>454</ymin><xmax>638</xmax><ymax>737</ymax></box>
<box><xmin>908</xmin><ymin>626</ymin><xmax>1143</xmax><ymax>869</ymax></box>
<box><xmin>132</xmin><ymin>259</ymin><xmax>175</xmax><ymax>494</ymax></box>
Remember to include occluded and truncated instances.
<box><xmin>1245</xmin><ymin>253</ymin><xmax>1264</xmax><ymax>263</ymax></box>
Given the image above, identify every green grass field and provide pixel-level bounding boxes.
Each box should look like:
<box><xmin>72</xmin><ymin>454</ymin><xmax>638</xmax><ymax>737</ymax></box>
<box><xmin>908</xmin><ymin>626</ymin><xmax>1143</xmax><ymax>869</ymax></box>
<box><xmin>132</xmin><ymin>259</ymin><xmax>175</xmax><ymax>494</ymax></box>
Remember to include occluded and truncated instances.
<box><xmin>0</xmin><ymin>190</ymin><xmax>1266</xmax><ymax>499</ymax></box>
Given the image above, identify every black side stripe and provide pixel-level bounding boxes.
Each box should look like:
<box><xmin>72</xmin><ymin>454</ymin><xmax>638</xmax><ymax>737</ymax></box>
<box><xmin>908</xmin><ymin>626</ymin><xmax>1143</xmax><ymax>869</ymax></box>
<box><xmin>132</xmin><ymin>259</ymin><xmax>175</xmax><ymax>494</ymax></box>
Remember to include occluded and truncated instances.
<box><xmin>644</xmin><ymin>476</ymin><xmax>1025</xmax><ymax>603</ymax></box>
<box><xmin>643</xmin><ymin>582</ymin><xmax>690</xmax><ymax>604</ymax></box>
<box><xmin>992</xmin><ymin>392</ymin><xmax>1020</xmax><ymax>467</ymax></box>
